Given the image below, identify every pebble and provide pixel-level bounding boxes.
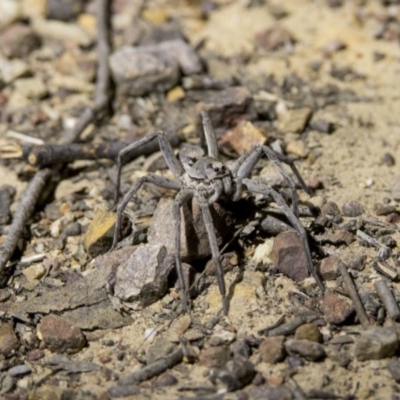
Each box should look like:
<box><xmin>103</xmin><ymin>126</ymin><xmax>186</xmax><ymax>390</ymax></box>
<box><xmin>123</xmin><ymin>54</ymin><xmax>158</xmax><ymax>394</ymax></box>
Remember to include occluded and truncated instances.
<box><xmin>8</xmin><ymin>364</ymin><xmax>31</xmax><ymax>377</ymax></box>
<box><xmin>0</xmin><ymin>59</ymin><xmax>30</xmax><ymax>84</ymax></box>
<box><xmin>146</xmin><ymin>337</ymin><xmax>175</xmax><ymax>364</ymax></box>
<box><xmin>248</xmin><ymin>384</ymin><xmax>293</xmax><ymax>400</ymax></box>
<box><xmin>37</xmin><ymin>314</ymin><xmax>86</xmax><ymax>354</ymax></box>
<box><xmin>391</xmin><ymin>176</ymin><xmax>400</xmax><ymax>201</ymax></box>
<box><xmin>208</xmin><ymin>330</ymin><xmax>236</xmax><ymax>346</ymax></box>
<box><xmin>166</xmin><ymin>85</ymin><xmax>185</xmax><ymax>102</ymax></box>
<box><xmin>309</xmin><ymin>119</ymin><xmax>335</xmax><ymax>134</ymax></box>
<box><xmin>354</xmin><ymin>327</ymin><xmax>398</xmax><ymax>361</ymax></box>
<box><xmin>321</xmin><ymin>201</ymin><xmax>340</xmax><ymax>216</ymax></box>
<box><xmin>255</xmin><ymin>24</ymin><xmax>295</xmax><ymax>51</ymax></box>
<box><xmin>294</xmin><ymin>323</ymin><xmax>322</xmax><ymax>343</ymax></box>
<box><xmin>0</xmin><ymin>0</ymin><xmax>20</xmax><ymax>31</ymax></box>
<box><xmin>155</xmin><ymin>373</ymin><xmax>178</xmax><ymax>387</ymax></box>
<box><xmin>14</xmin><ymin>77</ymin><xmax>47</xmax><ymax>99</ymax></box>
<box><xmin>322</xmin><ymin>291</ymin><xmax>355</xmax><ymax>325</ymax></box>
<box><xmin>0</xmin><ymin>322</ymin><xmax>19</xmax><ymax>356</ymax></box>
<box><xmin>108</xmin><ymin>385</ymin><xmax>140</xmax><ymax>398</ymax></box>
<box><xmin>259</xmin><ymin>336</ymin><xmax>286</xmax><ymax>364</ymax></box>
<box><xmin>110</xmin><ymin>39</ymin><xmax>201</xmax><ymax>96</ymax></box>
<box><xmin>194</xmin><ymin>86</ymin><xmax>257</xmax><ymax>129</ymax></box>
<box><xmin>22</xmin><ymin>264</ymin><xmax>46</xmax><ymax>281</ymax></box>
<box><xmin>341</xmin><ymin>201</ymin><xmax>364</xmax><ymax>217</ymax></box>
<box><xmin>381</xmin><ymin>152</ymin><xmax>395</xmax><ymax>166</ymax></box>
<box><xmin>141</xmin><ymin>8</ymin><xmax>169</xmax><ymax>25</ymax></box>
<box><xmin>279</xmin><ymin>107</ymin><xmax>312</xmax><ymax>134</ymax></box>
<box><xmin>148</xmin><ymin>197</ymin><xmax>231</xmax><ymax>261</ymax></box>
<box><xmin>271</xmin><ymin>231</ymin><xmax>309</xmax><ymax>282</ymax></box>
<box><xmin>220</xmin><ymin>121</ymin><xmax>266</xmax><ymax>154</ymax></box>
<box><xmin>284</xmin><ymin>339</ymin><xmax>325</xmax><ymax>361</ymax></box>
<box><xmin>0</xmin><ymin>23</ymin><xmax>41</xmax><ymax>59</ymax></box>
<box><xmin>199</xmin><ymin>345</ymin><xmax>231</xmax><ymax>368</ymax></box>
<box><xmin>46</xmin><ymin>0</ymin><xmax>85</xmax><ymax>21</ymax></box>
<box><xmin>230</xmin><ymin>340</ymin><xmax>251</xmax><ymax>359</ymax></box>
<box><xmin>318</xmin><ymin>255</ymin><xmax>340</xmax><ymax>281</ymax></box>
<box><xmin>113</xmin><ymin>244</ymin><xmax>174</xmax><ymax>308</ymax></box>
<box><xmin>286</xmin><ymin>139</ymin><xmax>309</xmax><ymax>158</ymax></box>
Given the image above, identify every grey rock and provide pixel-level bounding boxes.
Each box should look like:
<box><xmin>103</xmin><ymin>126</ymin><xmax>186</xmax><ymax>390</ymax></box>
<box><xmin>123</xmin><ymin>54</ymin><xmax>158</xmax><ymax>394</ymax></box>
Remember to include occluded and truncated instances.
<box><xmin>155</xmin><ymin>373</ymin><xmax>178</xmax><ymax>387</ymax></box>
<box><xmin>109</xmin><ymin>39</ymin><xmax>201</xmax><ymax>96</ymax></box>
<box><xmin>391</xmin><ymin>176</ymin><xmax>400</xmax><ymax>201</ymax></box>
<box><xmin>247</xmin><ymin>385</ymin><xmax>293</xmax><ymax>400</ymax></box>
<box><xmin>285</xmin><ymin>339</ymin><xmax>325</xmax><ymax>361</ymax></box>
<box><xmin>108</xmin><ymin>385</ymin><xmax>140</xmax><ymax>398</ymax></box>
<box><xmin>318</xmin><ymin>255</ymin><xmax>341</xmax><ymax>280</ymax></box>
<box><xmin>387</xmin><ymin>357</ymin><xmax>400</xmax><ymax>383</ymax></box>
<box><xmin>8</xmin><ymin>364</ymin><xmax>31</xmax><ymax>377</ymax></box>
<box><xmin>113</xmin><ymin>244</ymin><xmax>174</xmax><ymax>308</ymax></box>
<box><xmin>259</xmin><ymin>336</ymin><xmax>286</xmax><ymax>364</ymax></box>
<box><xmin>0</xmin><ymin>322</ymin><xmax>19</xmax><ymax>356</ymax></box>
<box><xmin>199</xmin><ymin>345</ymin><xmax>231</xmax><ymax>368</ymax></box>
<box><xmin>354</xmin><ymin>327</ymin><xmax>398</xmax><ymax>361</ymax></box>
<box><xmin>46</xmin><ymin>0</ymin><xmax>85</xmax><ymax>21</ymax></box>
<box><xmin>147</xmin><ymin>197</ymin><xmax>231</xmax><ymax>262</ymax></box>
<box><xmin>323</xmin><ymin>291</ymin><xmax>355</xmax><ymax>325</ymax></box>
<box><xmin>341</xmin><ymin>200</ymin><xmax>364</xmax><ymax>217</ymax></box>
<box><xmin>271</xmin><ymin>231</ymin><xmax>309</xmax><ymax>282</ymax></box>
<box><xmin>294</xmin><ymin>323</ymin><xmax>322</xmax><ymax>343</ymax></box>
<box><xmin>321</xmin><ymin>201</ymin><xmax>340</xmax><ymax>216</ymax></box>
<box><xmin>230</xmin><ymin>340</ymin><xmax>251</xmax><ymax>359</ymax></box>
<box><xmin>146</xmin><ymin>337</ymin><xmax>175</xmax><ymax>365</ymax></box>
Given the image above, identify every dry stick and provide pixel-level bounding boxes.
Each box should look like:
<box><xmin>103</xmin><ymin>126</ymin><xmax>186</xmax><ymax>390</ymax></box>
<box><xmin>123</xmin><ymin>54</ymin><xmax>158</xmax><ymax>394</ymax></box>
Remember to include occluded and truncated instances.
<box><xmin>338</xmin><ymin>263</ymin><xmax>369</xmax><ymax>327</ymax></box>
<box><xmin>61</xmin><ymin>0</ymin><xmax>111</xmax><ymax>145</ymax></box>
<box><xmin>118</xmin><ymin>348</ymin><xmax>183</xmax><ymax>385</ymax></box>
<box><xmin>374</xmin><ymin>279</ymin><xmax>400</xmax><ymax>322</ymax></box>
<box><xmin>0</xmin><ymin>0</ymin><xmax>112</xmax><ymax>279</ymax></box>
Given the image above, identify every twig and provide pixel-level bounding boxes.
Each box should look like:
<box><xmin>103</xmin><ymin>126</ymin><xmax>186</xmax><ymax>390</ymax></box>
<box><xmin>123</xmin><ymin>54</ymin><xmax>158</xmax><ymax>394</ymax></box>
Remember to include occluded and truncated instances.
<box><xmin>356</xmin><ymin>229</ymin><xmax>391</xmax><ymax>260</ymax></box>
<box><xmin>258</xmin><ymin>315</ymin><xmax>285</xmax><ymax>336</ymax></box>
<box><xmin>118</xmin><ymin>348</ymin><xmax>183</xmax><ymax>385</ymax></box>
<box><xmin>61</xmin><ymin>0</ymin><xmax>112</xmax><ymax>145</ymax></box>
<box><xmin>338</xmin><ymin>263</ymin><xmax>370</xmax><ymax>327</ymax></box>
<box><xmin>263</xmin><ymin>314</ymin><xmax>318</xmax><ymax>337</ymax></box>
<box><xmin>287</xmin><ymin>378</ymin><xmax>309</xmax><ymax>400</ymax></box>
<box><xmin>0</xmin><ymin>169</ymin><xmax>52</xmax><ymax>280</ymax></box>
<box><xmin>374</xmin><ymin>279</ymin><xmax>400</xmax><ymax>322</ymax></box>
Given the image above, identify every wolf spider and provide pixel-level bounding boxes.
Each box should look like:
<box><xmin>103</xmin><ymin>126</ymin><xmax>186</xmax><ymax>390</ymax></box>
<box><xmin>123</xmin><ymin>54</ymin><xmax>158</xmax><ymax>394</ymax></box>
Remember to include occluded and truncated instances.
<box><xmin>111</xmin><ymin>112</ymin><xmax>324</xmax><ymax>315</ymax></box>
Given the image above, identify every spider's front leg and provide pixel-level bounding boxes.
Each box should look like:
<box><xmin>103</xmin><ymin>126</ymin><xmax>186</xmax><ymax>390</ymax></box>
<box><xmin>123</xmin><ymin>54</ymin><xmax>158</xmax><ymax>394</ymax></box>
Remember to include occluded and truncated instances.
<box><xmin>242</xmin><ymin>178</ymin><xmax>324</xmax><ymax>292</ymax></box>
<box><xmin>230</xmin><ymin>145</ymin><xmax>310</xmax><ymax>217</ymax></box>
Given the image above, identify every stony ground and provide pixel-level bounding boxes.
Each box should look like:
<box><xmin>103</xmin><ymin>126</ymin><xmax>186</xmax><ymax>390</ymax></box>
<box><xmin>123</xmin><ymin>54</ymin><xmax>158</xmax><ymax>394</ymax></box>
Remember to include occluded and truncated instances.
<box><xmin>1</xmin><ymin>0</ymin><xmax>400</xmax><ymax>399</ymax></box>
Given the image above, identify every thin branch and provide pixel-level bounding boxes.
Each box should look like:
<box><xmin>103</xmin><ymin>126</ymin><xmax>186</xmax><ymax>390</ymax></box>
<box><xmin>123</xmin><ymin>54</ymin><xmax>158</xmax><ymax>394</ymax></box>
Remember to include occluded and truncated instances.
<box><xmin>374</xmin><ymin>279</ymin><xmax>400</xmax><ymax>322</ymax></box>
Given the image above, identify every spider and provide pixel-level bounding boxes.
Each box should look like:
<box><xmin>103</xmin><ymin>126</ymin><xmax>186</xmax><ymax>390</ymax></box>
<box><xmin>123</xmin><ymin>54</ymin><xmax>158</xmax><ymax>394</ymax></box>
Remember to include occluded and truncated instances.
<box><xmin>110</xmin><ymin>111</ymin><xmax>324</xmax><ymax>315</ymax></box>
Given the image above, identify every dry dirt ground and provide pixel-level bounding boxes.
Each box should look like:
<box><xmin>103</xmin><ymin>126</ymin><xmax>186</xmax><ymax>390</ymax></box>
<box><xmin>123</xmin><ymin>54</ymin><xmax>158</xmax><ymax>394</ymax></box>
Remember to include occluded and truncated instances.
<box><xmin>1</xmin><ymin>0</ymin><xmax>400</xmax><ymax>399</ymax></box>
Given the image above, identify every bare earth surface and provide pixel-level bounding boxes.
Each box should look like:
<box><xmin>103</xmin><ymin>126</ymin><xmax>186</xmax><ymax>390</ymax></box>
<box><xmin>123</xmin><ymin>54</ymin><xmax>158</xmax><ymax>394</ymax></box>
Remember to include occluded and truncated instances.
<box><xmin>1</xmin><ymin>0</ymin><xmax>400</xmax><ymax>399</ymax></box>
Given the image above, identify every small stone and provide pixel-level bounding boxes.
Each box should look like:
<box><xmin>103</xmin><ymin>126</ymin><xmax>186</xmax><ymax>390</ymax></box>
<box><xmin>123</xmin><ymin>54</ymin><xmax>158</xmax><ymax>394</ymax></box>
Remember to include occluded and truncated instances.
<box><xmin>0</xmin><ymin>323</ymin><xmax>19</xmax><ymax>356</ymax></box>
<box><xmin>284</xmin><ymin>339</ymin><xmax>325</xmax><ymax>361</ymax></box>
<box><xmin>108</xmin><ymin>385</ymin><xmax>140</xmax><ymax>398</ymax></box>
<box><xmin>0</xmin><ymin>0</ymin><xmax>21</xmax><ymax>31</ymax></box>
<box><xmin>345</xmin><ymin>254</ymin><xmax>366</xmax><ymax>271</ymax></box>
<box><xmin>14</xmin><ymin>77</ymin><xmax>47</xmax><ymax>99</ymax></box>
<box><xmin>309</xmin><ymin>119</ymin><xmax>335</xmax><ymax>134</ymax></box>
<box><xmin>271</xmin><ymin>231</ymin><xmax>309</xmax><ymax>282</ymax></box>
<box><xmin>221</xmin><ymin>121</ymin><xmax>266</xmax><ymax>154</ymax></box>
<box><xmin>391</xmin><ymin>176</ymin><xmax>400</xmax><ymax>201</ymax></box>
<box><xmin>318</xmin><ymin>256</ymin><xmax>340</xmax><ymax>280</ymax></box>
<box><xmin>46</xmin><ymin>0</ymin><xmax>85</xmax><ymax>21</ymax></box>
<box><xmin>146</xmin><ymin>337</ymin><xmax>175</xmax><ymax>364</ymax></box>
<box><xmin>0</xmin><ymin>23</ymin><xmax>41</xmax><ymax>59</ymax></box>
<box><xmin>321</xmin><ymin>201</ymin><xmax>340</xmax><ymax>216</ymax></box>
<box><xmin>113</xmin><ymin>244</ymin><xmax>174</xmax><ymax>308</ymax></box>
<box><xmin>199</xmin><ymin>345</ymin><xmax>231</xmax><ymax>368</ymax></box>
<box><xmin>381</xmin><ymin>152</ymin><xmax>395</xmax><ymax>166</ymax></box>
<box><xmin>209</xmin><ymin>330</ymin><xmax>236</xmax><ymax>346</ymax></box>
<box><xmin>322</xmin><ymin>291</ymin><xmax>355</xmax><ymax>325</ymax></box>
<box><xmin>27</xmin><ymin>349</ymin><xmax>44</xmax><ymax>361</ymax></box>
<box><xmin>194</xmin><ymin>86</ymin><xmax>257</xmax><ymax>129</ymax></box>
<box><xmin>373</xmin><ymin>203</ymin><xmax>397</xmax><ymax>216</ymax></box>
<box><xmin>387</xmin><ymin>357</ymin><xmax>400</xmax><ymax>383</ymax></box>
<box><xmin>37</xmin><ymin>314</ymin><xmax>86</xmax><ymax>354</ymax></box>
<box><xmin>341</xmin><ymin>201</ymin><xmax>364</xmax><ymax>217</ymax></box>
<box><xmin>230</xmin><ymin>340</ymin><xmax>250</xmax><ymax>359</ymax></box>
<box><xmin>294</xmin><ymin>323</ymin><xmax>322</xmax><ymax>343</ymax></box>
<box><xmin>0</xmin><ymin>59</ymin><xmax>30</xmax><ymax>84</ymax></box>
<box><xmin>155</xmin><ymin>373</ymin><xmax>178</xmax><ymax>387</ymax></box>
<box><xmin>259</xmin><ymin>336</ymin><xmax>286</xmax><ymax>364</ymax></box>
<box><xmin>182</xmin><ymin>329</ymin><xmax>204</xmax><ymax>342</ymax></box>
<box><xmin>279</xmin><ymin>107</ymin><xmax>312</xmax><ymax>134</ymax></box>
<box><xmin>141</xmin><ymin>8</ymin><xmax>169</xmax><ymax>24</ymax></box>
<box><xmin>22</xmin><ymin>264</ymin><xmax>46</xmax><ymax>281</ymax></box>
<box><xmin>166</xmin><ymin>86</ymin><xmax>185</xmax><ymax>102</ymax></box>
<box><xmin>255</xmin><ymin>24</ymin><xmax>296</xmax><ymax>51</ymax></box>
<box><xmin>84</xmin><ymin>210</ymin><xmax>118</xmax><ymax>258</ymax></box>
<box><xmin>8</xmin><ymin>364</ymin><xmax>31</xmax><ymax>377</ymax></box>
<box><xmin>248</xmin><ymin>385</ymin><xmax>293</xmax><ymax>400</ymax></box>
<box><xmin>354</xmin><ymin>327</ymin><xmax>398</xmax><ymax>361</ymax></box>
<box><xmin>286</xmin><ymin>139</ymin><xmax>309</xmax><ymax>158</ymax></box>
<box><xmin>148</xmin><ymin>197</ymin><xmax>231</xmax><ymax>262</ymax></box>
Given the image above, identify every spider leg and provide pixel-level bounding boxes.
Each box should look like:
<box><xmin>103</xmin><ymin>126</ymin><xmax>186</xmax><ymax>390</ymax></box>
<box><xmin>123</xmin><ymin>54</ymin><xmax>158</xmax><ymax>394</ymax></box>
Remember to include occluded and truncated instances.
<box><xmin>110</xmin><ymin>175</ymin><xmax>181</xmax><ymax>251</ymax></box>
<box><xmin>114</xmin><ymin>131</ymin><xmax>184</xmax><ymax>205</ymax></box>
<box><xmin>200</xmin><ymin>111</ymin><xmax>219</xmax><ymax>159</ymax></box>
<box><xmin>196</xmin><ymin>193</ymin><xmax>229</xmax><ymax>316</ymax></box>
<box><xmin>173</xmin><ymin>189</ymin><xmax>195</xmax><ymax>313</ymax></box>
<box><xmin>231</xmin><ymin>145</ymin><xmax>308</xmax><ymax>217</ymax></box>
<box><xmin>242</xmin><ymin>178</ymin><xmax>324</xmax><ymax>292</ymax></box>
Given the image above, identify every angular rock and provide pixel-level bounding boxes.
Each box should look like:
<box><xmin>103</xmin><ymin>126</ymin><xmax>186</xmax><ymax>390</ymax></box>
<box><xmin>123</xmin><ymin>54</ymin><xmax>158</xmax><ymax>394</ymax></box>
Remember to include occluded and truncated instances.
<box><xmin>284</xmin><ymin>339</ymin><xmax>325</xmax><ymax>361</ymax></box>
<box><xmin>294</xmin><ymin>323</ymin><xmax>322</xmax><ymax>343</ymax></box>
<box><xmin>0</xmin><ymin>323</ymin><xmax>19</xmax><ymax>356</ymax></box>
<box><xmin>113</xmin><ymin>244</ymin><xmax>174</xmax><ymax>308</ymax></box>
<box><xmin>37</xmin><ymin>315</ymin><xmax>86</xmax><ymax>354</ymax></box>
<box><xmin>147</xmin><ymin>197</ymin><xmax>232</xmax><ymax>262</ymax></box>
<box><xmin>341</xmin><ymin>201</ymin><xmax>364</xmax><ymax>217</ymax></box>
<box><xmin>259</xmin><ymin>336</ymin><xmax>286</xmax><ymax>364</ymax></box>
<box><xmin>271</xmin><ymin>231</ymin><xmax>309</xmax><ymax>282</ymax></box>
<box><xmin>230</xmin><ymin>340</ymin><xmax>251</xmax><ymax>359</ymax></box>
<box><xmin>286</xmin><ymin>140</ymin><xmax>309</xmax><ymax>158</ymax></box>
<box><xmin>194</xmin><ymin>86</ymin><xmax>257</xmax><ymax>129</ymax></box>
<box><xmin>391</xmin><ymin>176</ymin><xmax>400</xmax><ymax>201</ymax></box>
<box><xmin>318</xmin><ymin>255</ymin><xmax>341</xmax><ymax>281</ymax></box>
<box><xmin>279</xmin><ymin>107</ymin><xmax>312</xmax><ymax>134</ymax></box>
<box><xmin>247</xmin><ymin>385</ymin><xmax>293</xmax><ymax>400</ymax></box>
<box><xmin>322</xmin><ymin>291</ymin><xmax>354</xmax><ymax>325</ymax></box>
<box><xmin>0</xmin><ymin>23</ymin><xmax>41</xmax><ymax>59</ymax></box>
<box><xmin>22</xmin><ymin>264</ymin><xmax>46</xmax><ymax>281</ymax></box>
<box><xmin>354</xmin><ymin>327</ymin><xmax>398</xmax><ymax>361</ymax></box>
<box><xmin>199</xmin><ymin>345</ymin><xmax>231</xmax><ymax>368</ymax></box>
<box><xmin>110</xmin><ymin>39</ymin><xmax>201</xmax><ymax>96</ymax></box>
<box><xmin>387</xmin><ymin>357</ymin><xmax>400</xmax><ymax>383</ymax></box>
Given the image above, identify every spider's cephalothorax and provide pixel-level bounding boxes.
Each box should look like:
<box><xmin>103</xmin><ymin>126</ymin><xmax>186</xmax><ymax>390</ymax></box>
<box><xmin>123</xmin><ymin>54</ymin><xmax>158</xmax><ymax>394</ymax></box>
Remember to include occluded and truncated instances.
<box><xmin>111</xmin><ymin>111</ymin><xmax>324</xmax><ymax>315</ymax></box>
